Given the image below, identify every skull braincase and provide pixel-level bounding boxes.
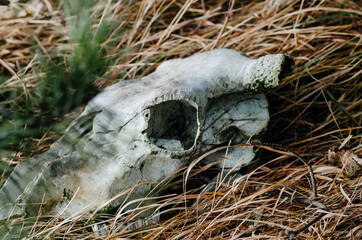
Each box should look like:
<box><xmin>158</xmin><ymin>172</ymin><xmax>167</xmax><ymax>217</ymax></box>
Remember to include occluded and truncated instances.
<box><xmin>0</xmin><ymin>49</ymin><xmax>294</xmax><ymax>220</ymax></box>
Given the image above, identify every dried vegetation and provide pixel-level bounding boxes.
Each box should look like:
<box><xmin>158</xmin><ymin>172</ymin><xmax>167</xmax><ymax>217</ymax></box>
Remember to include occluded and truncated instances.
<box><xmin>0</xmin><ymin>0</ymin><xmax>361</xmax><ymax>239</ymax></box>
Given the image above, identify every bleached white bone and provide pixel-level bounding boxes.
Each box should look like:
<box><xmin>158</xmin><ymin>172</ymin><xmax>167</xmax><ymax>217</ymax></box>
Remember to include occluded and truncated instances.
<box><xmin>0</xmin><ymin>49</ymin><xmax>294</xmax><ymax>220</ymax></box>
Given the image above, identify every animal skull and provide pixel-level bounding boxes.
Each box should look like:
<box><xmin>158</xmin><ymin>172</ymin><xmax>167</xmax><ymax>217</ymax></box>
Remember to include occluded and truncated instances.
<box><xmin>0</xmin><ymin>49</ymin><xmax>294</xmax><ymax>220</ymax></box>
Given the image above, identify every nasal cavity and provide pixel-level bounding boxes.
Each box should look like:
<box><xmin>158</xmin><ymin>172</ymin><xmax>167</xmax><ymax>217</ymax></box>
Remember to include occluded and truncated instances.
<box><xmin>146</xmin><ymin>100</ymin><xmax>198</xmax><ymax>151</ymax></box>
<box><xmin>278</xmin><ymin>55</ymin><xmax>295</xmax><ymax>80</ymax></box>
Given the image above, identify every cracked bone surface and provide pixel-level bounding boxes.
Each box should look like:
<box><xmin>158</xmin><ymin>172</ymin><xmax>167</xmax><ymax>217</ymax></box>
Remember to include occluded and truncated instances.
<box><xmin>0</xmin><ymin>49</ymin><xmax>294</xmax><ymax>220</ymax></box>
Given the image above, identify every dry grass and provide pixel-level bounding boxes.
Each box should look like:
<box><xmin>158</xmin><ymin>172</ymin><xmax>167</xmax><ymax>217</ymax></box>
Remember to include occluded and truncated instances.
<box><xmin>0</xmin><ymin>0</ymin><xmax>361</xmax><ymax>239</ymax></box>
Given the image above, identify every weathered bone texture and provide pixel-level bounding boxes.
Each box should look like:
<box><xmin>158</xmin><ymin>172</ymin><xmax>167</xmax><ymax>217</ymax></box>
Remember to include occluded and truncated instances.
<box><xmin>0</xmin><ymin>49</ymin><xmax>294</xmax><ymax>220</ymax></box>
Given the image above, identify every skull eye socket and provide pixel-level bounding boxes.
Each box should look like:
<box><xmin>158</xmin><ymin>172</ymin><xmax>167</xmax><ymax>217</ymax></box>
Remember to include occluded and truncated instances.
<box><xmin>146</xmin><ymin>100</ymin><xmax>198</xmax><ymax>151</ymax></box>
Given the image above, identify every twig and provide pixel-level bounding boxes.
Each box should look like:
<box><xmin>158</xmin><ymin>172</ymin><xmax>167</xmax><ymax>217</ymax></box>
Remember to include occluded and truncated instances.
<box><xmin>248</xmin><ymin>141</ymin><xmax>318</xmax><ymax>198</ymax></box>
<box><xmin>246</xmin><ymin>142</ymin><xmax>332</xmax><ymax>238</ymax></box>
<box><xmin>284</xmin><ymin>212</ymin><xmax>326</xmax><ymax>237</ymax></box>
